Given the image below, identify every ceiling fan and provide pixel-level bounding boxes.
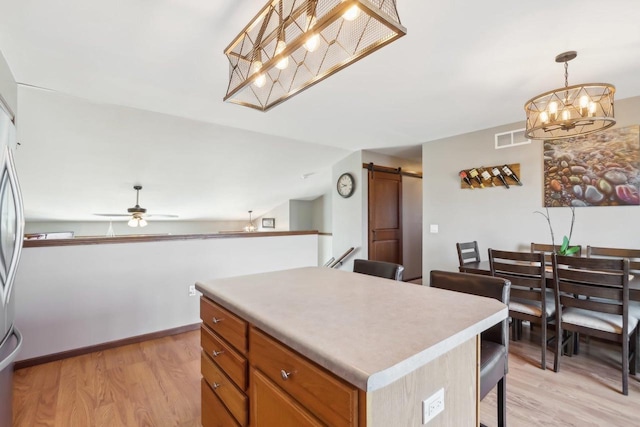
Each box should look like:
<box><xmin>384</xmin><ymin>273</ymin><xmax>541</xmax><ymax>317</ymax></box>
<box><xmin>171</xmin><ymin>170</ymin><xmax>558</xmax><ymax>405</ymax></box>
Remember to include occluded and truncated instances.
<box><xmin>94</xmin><ymin>185</ymin><xmax>178</xmax><ymax>227</ymax></box>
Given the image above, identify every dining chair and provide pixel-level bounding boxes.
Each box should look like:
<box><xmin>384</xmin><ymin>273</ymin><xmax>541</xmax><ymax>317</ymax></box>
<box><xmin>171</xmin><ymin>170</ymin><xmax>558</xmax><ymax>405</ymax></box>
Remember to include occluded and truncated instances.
<box><xmin>587</xmin><ymin>246</ymin><xmax>640</xmax><ymax>322</ymax></box>
<box><xmin>489</xmin><ymin>249</ymin><xmax>553</xmax><ymax>370</ymax></box>
<box><xmin>552</xmin><ymin>254</ymin><xmax>639</xmax><ymax>395</ymax></box>
<box><xmin>531</xmin><ymin>242</ymin><xmax>582</xmax><ymax>264</ymax></box>
<box><xmin>456</xmin><ymin>241</ymin><xmax>481</xmax><ymax>268</ymax></box>
<box><xmin>352</xmin><ymin>259</ymin><xmax>404</xmax><ymax>281</ymax></box>
<box><xmin>430</xmin><ymin>270</ymin><xmax>510</xmax><ymax>427</ymax></box>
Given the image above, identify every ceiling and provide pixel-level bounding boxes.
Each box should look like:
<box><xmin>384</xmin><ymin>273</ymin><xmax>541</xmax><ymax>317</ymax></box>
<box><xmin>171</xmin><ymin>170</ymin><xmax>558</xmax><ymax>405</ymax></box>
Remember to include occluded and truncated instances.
<box><xmin>1</xmin><ymin>0</ymin><xmax>639</xmax><ymax>222</ymax></box>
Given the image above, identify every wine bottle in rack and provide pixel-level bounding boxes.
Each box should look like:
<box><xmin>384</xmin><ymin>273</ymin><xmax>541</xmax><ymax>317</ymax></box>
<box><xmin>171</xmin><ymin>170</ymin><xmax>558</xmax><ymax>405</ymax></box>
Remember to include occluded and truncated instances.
<box><xmin>459</xmin><ymin>170</ymin><xmax>475</xmax><ymax>189</ymax></box>
<box><xmin>502</xmin><ymin>164</ymin><xmax>522</xmax><ymax>185</ymax></box>
<box><xmin>492</xmin><ymin>167</ymin><xmax>510</xmax><ymax>188</ymax></box>
<box><xmin>468</xmin><ymin>168</ymin><xmax>484</xmax><ymax>188</ymax></box>
<box><xmin>479</xmin><ymin>167</ymin><xmax>496</xmax><ymax>186</ymax></box>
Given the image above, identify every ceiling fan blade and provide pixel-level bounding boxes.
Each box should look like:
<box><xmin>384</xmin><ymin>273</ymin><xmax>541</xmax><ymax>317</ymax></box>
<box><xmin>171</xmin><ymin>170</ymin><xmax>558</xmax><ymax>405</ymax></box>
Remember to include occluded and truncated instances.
<box><xmin>93</xmin><ymin>213</ymin><xmax>132</xmax><ymax>217</ymax></box>
<box><xmin>147</xmin><ymin>214</ymin><xmax>179</xmax><ymax>218</ymax></box>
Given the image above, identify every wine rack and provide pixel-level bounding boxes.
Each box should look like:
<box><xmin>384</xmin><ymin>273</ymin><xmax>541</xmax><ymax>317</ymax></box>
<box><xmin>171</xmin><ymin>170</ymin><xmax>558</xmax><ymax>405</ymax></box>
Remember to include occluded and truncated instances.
<box><xmin>459</xmin><ymin>163</ymin><xmax>521</xmax><ymax>189</ymax></box>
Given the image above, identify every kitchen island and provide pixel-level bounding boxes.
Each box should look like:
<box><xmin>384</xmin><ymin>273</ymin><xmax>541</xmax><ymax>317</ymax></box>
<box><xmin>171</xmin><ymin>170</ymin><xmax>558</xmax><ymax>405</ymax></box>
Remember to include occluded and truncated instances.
<box><xmin>196</xmin><ymin>267</ymin><xmax>507</xmax><ymax>427</ymax></box>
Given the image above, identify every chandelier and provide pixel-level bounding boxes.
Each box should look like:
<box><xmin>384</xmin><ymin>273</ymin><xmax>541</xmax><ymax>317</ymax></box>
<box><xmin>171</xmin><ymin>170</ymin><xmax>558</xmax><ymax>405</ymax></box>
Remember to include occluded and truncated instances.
<box><xmin>224</xmin><ymin>0</ymin><xmax>406</xmax><ymax>111</ymax></box>
<box><xmin>244</xmin><ymin>210</ymin><xmax>257</xmax><ymax>232</ymax></box>
<box><xmin>524</xmin><ymin>51</ymin><xmax>615</xmax><ymax>140</ymax></box>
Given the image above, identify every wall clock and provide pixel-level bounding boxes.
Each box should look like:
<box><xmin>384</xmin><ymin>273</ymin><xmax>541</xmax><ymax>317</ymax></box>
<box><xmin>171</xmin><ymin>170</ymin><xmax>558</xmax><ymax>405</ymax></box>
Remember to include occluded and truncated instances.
<box><xmin>337</xmin><ymin>172</ymin><xmax>355</xmax><ymax>198</ymax></box>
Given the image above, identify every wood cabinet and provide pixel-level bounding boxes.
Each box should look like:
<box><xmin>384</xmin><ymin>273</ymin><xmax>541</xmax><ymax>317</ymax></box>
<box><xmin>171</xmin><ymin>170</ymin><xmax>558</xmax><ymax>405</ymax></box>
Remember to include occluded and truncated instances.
<box><xmin>200</xmin><ymin>297</ymin><xmax>249</xmax><ymax>427</ymax></box>
<box><xmin>200</xmin><ymin>296</ymin><xmax>360</xmax><ymax>427</ymax></box>
<box><xmin>197</xmin><ymin>267</ymin><xmax>507</xmax><ymax>427</ymax></box>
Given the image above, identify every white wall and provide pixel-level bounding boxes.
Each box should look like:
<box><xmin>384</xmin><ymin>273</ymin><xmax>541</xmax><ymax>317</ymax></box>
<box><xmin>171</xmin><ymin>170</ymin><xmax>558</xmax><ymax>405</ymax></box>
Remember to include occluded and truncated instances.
<box><xmin>14</xmin><ymin>233</ymin><xmax>318</xmax><ymax>361</ymax></box>
<box><xmin>25</xmin><ymin>219</ymin><xmax>250</xmax><ymax>237</ymax></box>
<box><xmin>311</xmin><ymin>192</ymin><xmax>331</xmax><ymax>233</ymax></box>
<box><xmin>0</xmin><ymin>50</ymin><xmax>16</xmax><ymax>116</ymax></box>
<box><xmin>331</xmin><ymin>151</ymin><xmax>365</xmax><ymax>271</ymax></box>
<box><xmin>402</xmin><ymin>175</ymin><xmax>423</xmax><ymax>280</ymax></box>
<box><xmin>422</xmin><ymin>96</ymin><xmax>640</xmax><ymax>283</ymax></box>
<box><xmin>256</xmin><ymin>201</ymin><xmax>290</xmax><ymax>231</ymax></box>
<box><xmin>289</xmin><ymin>200</ymin><xmax>313</xmax><ymax>231</ymax></box>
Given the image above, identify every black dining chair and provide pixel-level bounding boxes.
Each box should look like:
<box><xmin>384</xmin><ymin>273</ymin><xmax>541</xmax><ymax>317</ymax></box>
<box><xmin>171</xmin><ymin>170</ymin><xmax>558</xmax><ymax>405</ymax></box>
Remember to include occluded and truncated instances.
<box><xmin>587</xmin><ymin>246</ymin><xmax>640</xmax><ymax>322</ymax></box>
<box><xmin>489</xmin><ymin>249</ymin><xmax>553</xmax><ymax>370</ymax></box>
<box><xmin>353</xmin><ymin>259</ymin><xmax>404</xmax><ymax>281</ymax></box>
<box><xmin>552</xmin><ymin>254</ymin><xmax>639</xmax><ymax>395</ymax></box>
<box><xmin>430</xmin><ymin>270</ymin><xmax>510</xmax><ymax>427</ymax></box>
<box><xmin>531</xmin><ymin>242</ymin><xmax>582</xmax><ymax>264</ymax></box>
<box><xmin>457</xmin><ymin>241</ymin><xmax>491</xmax><ymax>275</ymax></box>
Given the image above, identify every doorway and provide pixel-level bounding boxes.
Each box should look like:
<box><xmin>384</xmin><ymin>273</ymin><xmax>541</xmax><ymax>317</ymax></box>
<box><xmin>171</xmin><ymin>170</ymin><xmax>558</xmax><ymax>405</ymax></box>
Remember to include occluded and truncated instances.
<box><xmin>367</xmin><ymin>164</ymin><xmax>403</xmax><ymax>264</ymax></box>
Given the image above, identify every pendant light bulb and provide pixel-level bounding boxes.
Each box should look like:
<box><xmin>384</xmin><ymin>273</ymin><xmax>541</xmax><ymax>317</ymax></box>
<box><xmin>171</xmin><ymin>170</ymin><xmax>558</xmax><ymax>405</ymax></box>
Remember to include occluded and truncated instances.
<box><xmin>128</xmin><ymin>218</ymin><xmax>138</xmax><ymax>227</ymax></box>
<box><xmin>304</xmin><ymin>16</ymin><xmax>320</xmax><ymax>52</ymax></box>
<box><xmin>275</xmin><ymin>39</ymin><xmax>288</xmax><ymax>70</ymax></box>
<box><xmin>139</xmin><ymin>218</ymin><xmax>148</xmax><ymax>227</ymax></box>
<box><xmin>343</xmin><ymin>4</ymin><xmax>360</xmax><ymax>21</ymax></box>
<box><xmin>251</xmin><ymin>60</ymin><xmax>266</xmax><ymax>88</ymax></box>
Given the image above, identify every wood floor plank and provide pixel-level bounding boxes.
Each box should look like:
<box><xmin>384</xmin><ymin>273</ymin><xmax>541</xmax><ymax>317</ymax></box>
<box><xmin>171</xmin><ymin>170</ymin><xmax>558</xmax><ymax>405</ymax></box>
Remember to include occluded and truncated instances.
<box><xmin>480</xmin><ymin>325</ymin><xmax>640</xmax><ymax>426</ymax></box>
<box><xmin>13</xmin><ymin>327</ymin><xmax>639</xmax><ymax>426</ymax></box>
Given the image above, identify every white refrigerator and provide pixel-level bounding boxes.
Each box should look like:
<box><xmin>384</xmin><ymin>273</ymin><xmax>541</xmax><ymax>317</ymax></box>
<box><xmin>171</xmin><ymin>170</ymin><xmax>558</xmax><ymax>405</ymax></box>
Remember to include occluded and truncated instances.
<box><xmin>0</xmin><ymin>105</ymin><xmax>24</xmax><ymax>425</ymax></box>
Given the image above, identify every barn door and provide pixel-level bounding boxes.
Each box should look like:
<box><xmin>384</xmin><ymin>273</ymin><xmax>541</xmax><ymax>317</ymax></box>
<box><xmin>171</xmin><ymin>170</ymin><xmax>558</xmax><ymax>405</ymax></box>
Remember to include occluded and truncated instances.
<box><xmin>367</xmin><ymin>164</ymin><xmax>402</xmax><ymax>264</ymax></box>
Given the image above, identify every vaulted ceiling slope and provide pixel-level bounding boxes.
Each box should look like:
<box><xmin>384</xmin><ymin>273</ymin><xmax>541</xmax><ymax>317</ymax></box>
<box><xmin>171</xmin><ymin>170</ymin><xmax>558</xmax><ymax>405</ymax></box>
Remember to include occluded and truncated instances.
<box><xmin>1</xmin><ymin>1</ymin><xmax>639</xmax><ymax>221</ymax></box>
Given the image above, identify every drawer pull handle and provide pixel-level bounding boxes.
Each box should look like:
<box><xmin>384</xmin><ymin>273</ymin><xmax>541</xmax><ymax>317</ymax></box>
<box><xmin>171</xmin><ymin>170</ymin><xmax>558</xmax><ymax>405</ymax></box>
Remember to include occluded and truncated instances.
<box><xmin>212</xmin><ymin>350</ymin><xmax>224</xmax><ymax>357</ymax></box>
<box><xmin>212</xmin><ymin>317</ymin><xmax>223</xmax><ymax>324</ymax></box>
<box><xmin>212</xmin><ymin>382</ymin><xmax>221</xmax><ymax>390</ymax></box>
<box><xmin>280</xmin><ymin>370</ymin><xmax>293</xmax><ymax>381</ymax></box>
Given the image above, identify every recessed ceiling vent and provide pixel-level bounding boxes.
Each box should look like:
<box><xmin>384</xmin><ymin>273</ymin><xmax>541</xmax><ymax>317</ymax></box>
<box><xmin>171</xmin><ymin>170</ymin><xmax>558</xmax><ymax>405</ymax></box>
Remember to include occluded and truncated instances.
<box><xmin>495</xmin><ymin>128</ymin><xmax>531</xmax><ymax>149</ymax></box>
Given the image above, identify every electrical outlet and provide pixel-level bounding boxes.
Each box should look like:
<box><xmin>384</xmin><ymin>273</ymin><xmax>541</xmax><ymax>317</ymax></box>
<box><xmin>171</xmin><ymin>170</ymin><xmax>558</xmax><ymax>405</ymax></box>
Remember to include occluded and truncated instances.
<box><xmin>188</xmin><ymin>284</ymin><xmax>197</xmax><ymax>297</ymax></box>
<box><xmin>422</xmin><ymin>388</ymin><xmax>444</xmax><ymax>424</ymax></box>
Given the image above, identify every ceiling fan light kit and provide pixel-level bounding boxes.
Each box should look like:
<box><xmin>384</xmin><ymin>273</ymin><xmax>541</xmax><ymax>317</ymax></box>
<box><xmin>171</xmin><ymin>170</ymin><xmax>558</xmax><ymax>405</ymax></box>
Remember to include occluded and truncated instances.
<box><xmin>93</xmin><ymin>185</ymin><xmax>178</xmax><ymax>227</ymax></box>
<box><xmin>524</xmin><ymin>51</ymin><xmax>616</xmax><ymax>140</ymax></box>
<box><xmin>223</xmin><ymin>0</ymin><xmax>406</xmax><ymax>111</ymax></box>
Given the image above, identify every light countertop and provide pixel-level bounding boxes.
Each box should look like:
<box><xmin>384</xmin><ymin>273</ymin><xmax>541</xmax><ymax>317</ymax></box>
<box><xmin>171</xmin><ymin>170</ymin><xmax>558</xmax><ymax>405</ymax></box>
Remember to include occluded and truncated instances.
<box><xmin>196</xmin><ymin>267</ymin><xmax>507</xmax><ymax>392</ymax></box>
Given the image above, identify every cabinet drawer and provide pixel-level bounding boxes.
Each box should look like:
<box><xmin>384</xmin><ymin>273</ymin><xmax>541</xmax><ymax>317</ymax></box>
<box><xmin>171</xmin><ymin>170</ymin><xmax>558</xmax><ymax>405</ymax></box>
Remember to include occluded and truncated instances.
<box><xmin>200</xmin><ymin>297</ymin><xmax>248</xmax><ymax>353</ymax></box>
<box><xmin>250</xmin><ymin>368</ymin><xmax>323</xmax><ymax>427</ymax></box>
<box><xmin>249</xmin><ymin>327</ymin><xmax>358</xmax><ymax>427</ymax></box>
<box><xmin>201</xmin><ymin>326</ymin><xmax>248</xmax><ymax>391</ymax></box>
<box><xmin>201</xmin><ymin>378</ymin><xmax>240</xmax><ymax>427</ymax></box>
<box><xmin>202</xmin><ymin>352</ymin><xmax>249</xmax><ymax>427</ymax></box>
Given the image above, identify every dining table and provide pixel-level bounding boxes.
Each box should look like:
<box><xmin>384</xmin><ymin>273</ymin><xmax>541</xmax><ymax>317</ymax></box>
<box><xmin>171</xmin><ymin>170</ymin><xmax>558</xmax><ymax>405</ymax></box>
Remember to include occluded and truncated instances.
<box><xmin>459</xmin><ymin>260</ymin><xmax>640</xmax><ymax>302</ymax></box>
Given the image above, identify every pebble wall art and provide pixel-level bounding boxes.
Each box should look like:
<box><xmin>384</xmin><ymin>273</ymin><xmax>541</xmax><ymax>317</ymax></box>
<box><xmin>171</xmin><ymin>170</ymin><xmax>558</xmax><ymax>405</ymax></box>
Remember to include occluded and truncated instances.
<box><xmin>543</xmin><ymin>125</ymin><xmax>640</xmax><ymax>207</ymax></box>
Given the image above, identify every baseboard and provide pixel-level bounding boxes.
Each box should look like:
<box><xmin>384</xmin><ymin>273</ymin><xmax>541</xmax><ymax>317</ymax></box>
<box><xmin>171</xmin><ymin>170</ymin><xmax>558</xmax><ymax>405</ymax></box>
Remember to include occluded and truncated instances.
<box><xmin>14</xmin><ymin>322</ymin><xmax>202</xmax><ymax>370</ymax></box>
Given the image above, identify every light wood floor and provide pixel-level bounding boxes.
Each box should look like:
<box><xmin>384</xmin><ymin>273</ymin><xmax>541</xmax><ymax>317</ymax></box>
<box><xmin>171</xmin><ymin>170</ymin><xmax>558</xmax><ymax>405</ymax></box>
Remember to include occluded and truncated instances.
<box><xmin>12</xmin><ymin>331</ymin><xmax>202</xmax><ymax>427</ymax></box>
<box><xmin>13</xmin><ymin>327</ymin><xmax>639</xmax><ymax>426</ymax></box>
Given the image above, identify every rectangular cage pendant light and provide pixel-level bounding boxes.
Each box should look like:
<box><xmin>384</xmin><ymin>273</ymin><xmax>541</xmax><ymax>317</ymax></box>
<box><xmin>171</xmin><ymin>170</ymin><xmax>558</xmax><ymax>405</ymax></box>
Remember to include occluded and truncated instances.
<box><xmin>223</xmin><ymin>0</ymin><xmax>407</xmax><ymax>111</ymax></box>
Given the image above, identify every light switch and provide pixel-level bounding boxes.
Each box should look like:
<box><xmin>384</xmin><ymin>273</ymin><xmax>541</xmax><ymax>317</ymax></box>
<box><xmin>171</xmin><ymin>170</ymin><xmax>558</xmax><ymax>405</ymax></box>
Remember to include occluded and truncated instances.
<box><xmin>429</xmin><ymin>224</ymin><xmax>439</xmax><ymax>233</ymax></box>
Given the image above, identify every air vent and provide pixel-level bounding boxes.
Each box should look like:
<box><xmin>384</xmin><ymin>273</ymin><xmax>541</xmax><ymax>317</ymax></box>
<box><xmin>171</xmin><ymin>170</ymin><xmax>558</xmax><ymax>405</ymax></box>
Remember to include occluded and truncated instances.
<box><xmin>495</xmin><ymin>128</ymin><xmax>531</xmax><ymax>149</ymax></box>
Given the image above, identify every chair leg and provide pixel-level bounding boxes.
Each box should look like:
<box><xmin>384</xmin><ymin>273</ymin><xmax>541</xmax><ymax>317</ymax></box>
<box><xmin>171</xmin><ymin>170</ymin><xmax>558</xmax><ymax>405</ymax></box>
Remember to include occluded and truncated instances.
<box><xmin>541</xmin><ymin>320</ymin><xmax>546</xmax><ymax>370</ymax></box>
<box><xmin>569</xmin><ymin>332</ymin><xmax>576</xmax><ymax>357</ymax></box>
<box><xmin>518</xmin><ymin>320</ymin><xmax>523</xmax><ymax>340</ymax></box>
<box><xmin>554</xmin><ymin>326</ymin><xmax>562</xmax><ymax>373</ymax></box>
<box><xmin>497</xmin><ymin>377</ymin><xmax>506</xmax><ymax>427</ymax></box>
<box><xmin>623</xmin><ymin>335</ymin><xmax>629</xmax><ymax>396</ymax></box>
<box><xmin>630</xmin><ymin>327</ymin><xmax>638</xmax><ymax>376</ymax></box>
